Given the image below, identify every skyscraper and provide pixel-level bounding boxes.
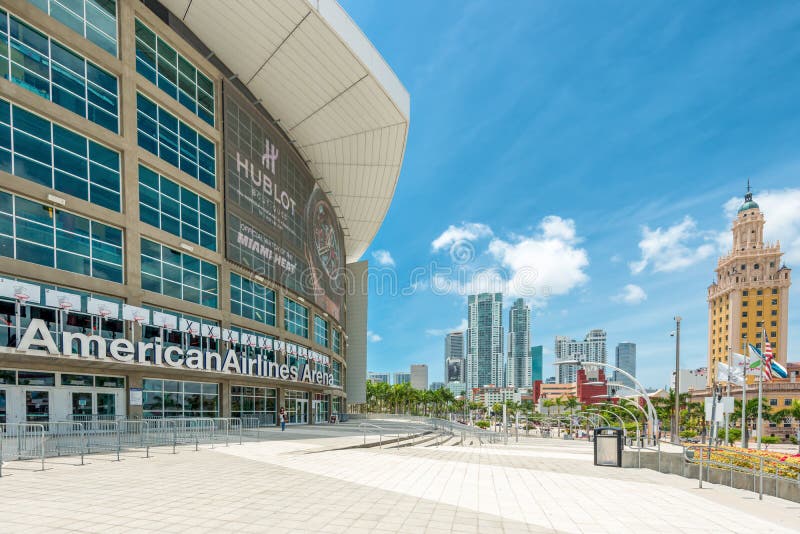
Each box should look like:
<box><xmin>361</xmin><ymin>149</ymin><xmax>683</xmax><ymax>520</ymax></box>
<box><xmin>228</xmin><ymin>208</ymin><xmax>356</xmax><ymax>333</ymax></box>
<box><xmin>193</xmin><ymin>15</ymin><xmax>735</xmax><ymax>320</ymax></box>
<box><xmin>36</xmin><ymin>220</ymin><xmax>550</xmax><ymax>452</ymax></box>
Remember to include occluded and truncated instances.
<box><xmin>554</xmin><ymin>329</ymin><xmax>607</xmax><ymax>383</ymax></box>
<box><xmin>531</xmin><ymin>345</ymin><xmax>544</xmax><ymax>383</ymax></box>
<box><xmin>445</xmin><ymin>331</ymin><xmax>465</xmax><ymax>383</ymax></box>
<box><xmin>614</xmin><ymin>342</ymin><xmax>636</xmax><ymax>389</ymax></box>
<box><xmin>707</xmin><ymin>185</ymin><xmax>791</xmax><ymax>386</ymax></box>
<box><xmin>368</xmin><ymin>372</ymin><xmax>390</xmax><ymax>384</ymax></box>
<box><xmin>507</xmin><ymin>298</ymin><xmax>531</xmax><ymax>388</ymax></box>
<box><xmin>466</xmin><ymin>293</ymin><xmax>504</xmax><ymax>390</ymax></box>
<box><xmin>410</xmin><ymin>364</ymin><xmax>429</xmax><ymax>390</ymax></box>
<box><xmin>393</xmin><ymin>372</ymin><xmax>411</xmax><ymax>385</ymax></box>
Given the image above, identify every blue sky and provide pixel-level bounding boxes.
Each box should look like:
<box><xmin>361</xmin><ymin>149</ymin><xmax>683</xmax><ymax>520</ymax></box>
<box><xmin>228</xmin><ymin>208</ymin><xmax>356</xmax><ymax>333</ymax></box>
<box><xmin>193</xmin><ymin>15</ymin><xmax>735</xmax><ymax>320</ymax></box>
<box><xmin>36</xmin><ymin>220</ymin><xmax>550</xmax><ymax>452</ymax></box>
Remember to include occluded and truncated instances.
<box><xmin>340</xmin><ymin>0</ymin><xmax>800</xmax><ymax>388</ymax></box>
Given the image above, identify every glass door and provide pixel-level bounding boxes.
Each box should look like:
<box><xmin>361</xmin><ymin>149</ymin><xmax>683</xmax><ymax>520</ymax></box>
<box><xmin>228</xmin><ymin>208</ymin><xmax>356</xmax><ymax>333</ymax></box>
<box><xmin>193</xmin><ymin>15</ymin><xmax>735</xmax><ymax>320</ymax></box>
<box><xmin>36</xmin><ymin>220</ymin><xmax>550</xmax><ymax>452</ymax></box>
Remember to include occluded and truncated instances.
<box><xmin>296</xmin><ymin>400</ymin><xmax>307</xmax><ymax>424</ymax></box>
<box><xmin>25</xmin><ymin>390</ymin><xmax>49</xmax><ymax>427</ymax></box>
<box><xmin>71</xmin><ymin>392</ymin><xmax>93</xmax><ymax>418</ymax></box>
<box><xmin>97</xmin><ymin>393</ymin><xmax>116</xmax><ymax>418</ymax></box>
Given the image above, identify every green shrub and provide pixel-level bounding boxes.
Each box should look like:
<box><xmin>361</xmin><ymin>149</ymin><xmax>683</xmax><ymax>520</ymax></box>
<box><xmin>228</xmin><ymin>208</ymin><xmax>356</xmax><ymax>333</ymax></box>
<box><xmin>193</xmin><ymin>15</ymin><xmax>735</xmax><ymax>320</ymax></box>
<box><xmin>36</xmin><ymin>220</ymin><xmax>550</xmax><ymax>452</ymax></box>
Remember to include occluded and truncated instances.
<box><xmin>716</xmin><ymin>428</ymin><xmax>741</xmax><ymax>444</ymax></box>
<box><xmin>761</xmin><ymin>436</ymin><xmax>780</xmax><ymax>445</ymax></box>
<box><xmin>475</xmin><ymin>420</ymin><xmax>490</xmax><ymax>429</ymax></box>
<box><xmin>680</xmin><ymin>430</ymin><xmax>697</xmax><ymax>439</ymax></box>
<box><xmin>790</xmin><ymin>436</ymin><xmax>798</xmax><ymax>445</ymax></box>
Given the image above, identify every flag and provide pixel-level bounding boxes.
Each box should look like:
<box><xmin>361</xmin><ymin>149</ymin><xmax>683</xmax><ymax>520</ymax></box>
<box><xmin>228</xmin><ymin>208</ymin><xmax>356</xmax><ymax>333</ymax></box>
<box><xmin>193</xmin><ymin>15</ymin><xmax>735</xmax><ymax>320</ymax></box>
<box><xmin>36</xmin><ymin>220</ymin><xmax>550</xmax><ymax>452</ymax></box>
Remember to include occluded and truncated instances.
<box><xmin>762</xmin><ymin>330</ymin><xmax>774</xmax><ymax>382</ymax></box>
<box><xmin>771</xmin><ymin>359</ymin><xmax>788</xmax><ymax>379</ymax></box>
<box><xmin>716</xmin><ymin>362</ymin><xmax>744</xmax><ymax>385</ymax></box>
<box><xmin>748</xmin><ymin>344</ymin><xmax>765</xmax><ymax>377</ymax></box>
<box><xmin>731</xmin><ymin>352</ymin><xmax>747</xmax><ymax>372</ymax></box>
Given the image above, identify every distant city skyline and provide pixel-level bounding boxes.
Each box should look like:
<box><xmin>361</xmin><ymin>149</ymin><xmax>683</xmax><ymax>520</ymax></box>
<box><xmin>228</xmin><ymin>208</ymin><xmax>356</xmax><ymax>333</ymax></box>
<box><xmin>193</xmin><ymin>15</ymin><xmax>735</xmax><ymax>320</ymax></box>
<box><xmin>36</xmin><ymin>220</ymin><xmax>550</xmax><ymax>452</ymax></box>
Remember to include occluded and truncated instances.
<box><xmin>345</xmin><ymin>1</ymin><xmax>800</xmax><ymax>389</ymax></box>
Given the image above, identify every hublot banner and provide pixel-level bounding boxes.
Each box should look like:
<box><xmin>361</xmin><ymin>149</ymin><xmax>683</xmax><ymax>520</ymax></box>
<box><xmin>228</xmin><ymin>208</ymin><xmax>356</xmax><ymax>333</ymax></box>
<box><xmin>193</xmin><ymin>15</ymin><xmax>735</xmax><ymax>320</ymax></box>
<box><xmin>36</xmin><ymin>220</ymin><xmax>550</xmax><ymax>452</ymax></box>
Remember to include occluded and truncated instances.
<box><xmin>223</xmin><ymin>81</ymin><xmax>345</xmax><ymax>322</ymax></box>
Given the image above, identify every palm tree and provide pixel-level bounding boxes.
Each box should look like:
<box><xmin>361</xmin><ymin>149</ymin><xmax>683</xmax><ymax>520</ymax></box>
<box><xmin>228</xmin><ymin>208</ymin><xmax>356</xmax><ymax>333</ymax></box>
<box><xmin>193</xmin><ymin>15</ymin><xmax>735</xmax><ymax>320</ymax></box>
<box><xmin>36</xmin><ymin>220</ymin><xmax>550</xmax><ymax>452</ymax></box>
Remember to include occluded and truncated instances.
<box><xmin>730</xmin><ymin>398</ymin><xmax>773</xmax><ymax>448</ymax></box>
<box><xmin>554</xmin><ymin>396</ymin><xmax>564</xmax><ymax>415</ymax></box>
<box><xmin>542</xmin><ymin>399</ymin><xmax>554</xmax><ymax>415</ymax></box>
<box><xmin>564</xmin><ymin>396</ymin><xmax>579</xmax><ymax>434</ymax></box>
<box><xmin>652</xmin><ymin>390</ymin><xmax>690</xmax><ymax>434</ymax></box>
<box><xmin>776</xmin><ymin>399</ymin><xmax>800</xmax><ymax>453</ymax></box>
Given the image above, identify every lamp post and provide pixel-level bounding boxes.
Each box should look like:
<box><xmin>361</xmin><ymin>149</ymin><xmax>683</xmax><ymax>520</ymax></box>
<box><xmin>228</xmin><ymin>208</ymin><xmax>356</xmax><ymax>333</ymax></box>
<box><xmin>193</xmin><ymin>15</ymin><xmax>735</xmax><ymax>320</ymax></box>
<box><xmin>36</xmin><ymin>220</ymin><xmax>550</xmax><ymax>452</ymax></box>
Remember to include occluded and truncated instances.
<box><xmin>561</xmin><ymin>360</ymin><xmax>660</xmax><ymax>444</ymax></box>
<box><xmin>671</xmin><ymin>316</ymin><xmax>682</xmax><ymax>444</ymax></box>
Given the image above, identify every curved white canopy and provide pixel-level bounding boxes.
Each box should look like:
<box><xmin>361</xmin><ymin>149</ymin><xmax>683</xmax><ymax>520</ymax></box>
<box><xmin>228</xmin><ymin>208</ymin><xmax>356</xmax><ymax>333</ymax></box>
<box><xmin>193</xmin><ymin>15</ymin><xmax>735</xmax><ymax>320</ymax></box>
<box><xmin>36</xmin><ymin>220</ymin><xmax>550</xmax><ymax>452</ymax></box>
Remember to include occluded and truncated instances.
<box><xmin>161</xmin><ymin>0</ymin><xmax>410</xmax><ymax>262</ymax></box>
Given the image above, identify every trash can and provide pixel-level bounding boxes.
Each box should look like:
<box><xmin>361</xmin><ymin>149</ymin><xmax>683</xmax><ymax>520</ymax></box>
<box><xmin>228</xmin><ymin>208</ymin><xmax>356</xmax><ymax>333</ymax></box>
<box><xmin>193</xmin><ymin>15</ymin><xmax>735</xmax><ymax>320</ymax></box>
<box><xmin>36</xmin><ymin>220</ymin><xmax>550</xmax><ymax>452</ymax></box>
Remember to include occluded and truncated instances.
<box><xmin>593</xmin><ymin>427</ymin><xmax>624</xmax><ymax>467</ymax></box>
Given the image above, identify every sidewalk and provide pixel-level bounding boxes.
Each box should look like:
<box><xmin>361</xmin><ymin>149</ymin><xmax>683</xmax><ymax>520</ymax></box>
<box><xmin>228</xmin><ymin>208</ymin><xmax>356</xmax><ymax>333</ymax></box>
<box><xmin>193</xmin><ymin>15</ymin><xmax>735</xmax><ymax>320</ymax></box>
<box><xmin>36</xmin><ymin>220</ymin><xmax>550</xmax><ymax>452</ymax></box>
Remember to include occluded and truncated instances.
<box><xmin>0</xmin><ymin>433</ymin><xmax>797</xmax><ymax>533</ymax></box>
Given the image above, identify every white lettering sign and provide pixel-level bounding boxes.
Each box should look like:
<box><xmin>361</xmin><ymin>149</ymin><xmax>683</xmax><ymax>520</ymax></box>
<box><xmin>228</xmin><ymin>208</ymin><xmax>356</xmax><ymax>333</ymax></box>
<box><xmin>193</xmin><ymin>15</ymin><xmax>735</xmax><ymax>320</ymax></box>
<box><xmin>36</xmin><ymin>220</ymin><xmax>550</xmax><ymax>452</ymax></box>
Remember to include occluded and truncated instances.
<box><xmin>16</xmin><ymin>320</ymin><xmax>336</xmax><ymax>387</ymax></box>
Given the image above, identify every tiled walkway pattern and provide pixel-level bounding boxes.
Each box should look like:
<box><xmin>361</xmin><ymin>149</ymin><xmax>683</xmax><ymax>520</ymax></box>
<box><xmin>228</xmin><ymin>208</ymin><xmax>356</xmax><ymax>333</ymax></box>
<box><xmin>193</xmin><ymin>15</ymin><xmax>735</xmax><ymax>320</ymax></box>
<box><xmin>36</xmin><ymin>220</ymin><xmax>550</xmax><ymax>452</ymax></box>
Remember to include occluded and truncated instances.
<box><xmin>0</xmin><ymin>426</ymin><xmax>798</xmax><ymax>533</ymax></box>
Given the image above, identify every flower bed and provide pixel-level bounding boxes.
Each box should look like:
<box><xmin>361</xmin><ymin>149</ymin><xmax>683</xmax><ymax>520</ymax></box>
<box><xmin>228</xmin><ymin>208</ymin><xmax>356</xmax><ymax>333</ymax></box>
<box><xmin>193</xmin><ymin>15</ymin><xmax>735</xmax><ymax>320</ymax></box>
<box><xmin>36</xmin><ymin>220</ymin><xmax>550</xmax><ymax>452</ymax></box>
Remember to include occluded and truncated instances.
<box><xmin>694</xmin><ymin>445</ymin><xmax>800</xmax><ymax>479</ymax></box>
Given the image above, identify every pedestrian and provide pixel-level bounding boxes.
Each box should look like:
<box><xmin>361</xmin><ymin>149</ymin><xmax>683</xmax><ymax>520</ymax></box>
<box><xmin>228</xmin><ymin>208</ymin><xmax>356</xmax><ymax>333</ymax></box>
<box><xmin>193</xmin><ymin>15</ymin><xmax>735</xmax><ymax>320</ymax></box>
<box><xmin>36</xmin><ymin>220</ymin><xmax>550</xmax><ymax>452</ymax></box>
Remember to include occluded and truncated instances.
<box><xmin>279</xmin><ymin>407</ymin><xmax>286</xmax><ymax>431</ymax></box>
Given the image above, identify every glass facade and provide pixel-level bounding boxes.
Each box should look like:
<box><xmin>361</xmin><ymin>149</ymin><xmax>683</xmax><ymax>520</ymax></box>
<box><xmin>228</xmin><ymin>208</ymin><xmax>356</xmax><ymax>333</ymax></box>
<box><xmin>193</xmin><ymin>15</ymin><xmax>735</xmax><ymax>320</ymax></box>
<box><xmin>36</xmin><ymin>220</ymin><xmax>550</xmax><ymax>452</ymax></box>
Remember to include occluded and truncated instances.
<box><xmin>0</xmin><ymin>10</ymin><xmax>119</xmax><ymax>132</ymax></box>
<box><xmin>314</xmin><ymin>315</ymin><xmax>328</xmax><ymax>347</ymax></box>
<box><xmin>284</xmin><ymin>389</ymin><xmax>308</xmax><ymax>424</ymax></box>
<box><xmin>142</xmin><ymin>378</ymin><xmax>218</xmax><ymax>418</ymax></box>
<box><xmin>29</xmin><ymin>0</ymin><xmax>117</xmax><ymax>56</ymax></box>
<box><xmin>138</xmin><ymin>165</ymin><xmax>217</xmax><ymax>251</ymax></box>
<box><xmin>0</xmin><ymin>98</ymin><xmax>121</xmax><ymax>211</ymax></box>
<box><xmin>230</xmin><ymin>273</ymin><xmax>275</xmax><ymax>326</ymax></box>
<box><xmin>230</xmin><ymin>385</ymin><xmax>276</xmax><ymax>425</ymax></box>
<box><xmin>134</xmin><ymin>19</ymin><xmax>214</xmax><ymax>126</ymax></box>
<box><xmin>141</xmin><ymin>305</ymin><xmax>219</xmax><ymax>352</ymax></box>
<box><xmin>332</xmin><ymin>360</ymin><xmax>341</xmax><ymax>387</ymax></box>
<box><xmin>136</xmin><ymin>93</ymin><xmax>216</xmax><ymax>188</ymax></box>
<box><xmin>229</xmin><ymin>325</ymin><xmax>275</xmax><ymax>365</ymax></box>
<box><xmin>0</xmin><ymin>191</ymin><xmax>123</xmax><ymax>282</ymax></box>
<box><xmin>140</xmin><ymin>238</ymin><xmax>218</xmax><ymax>308</ymax></box>
<box><xmin>0</xmin><ymin>277</ymin><xmax>124</xmax><ymax>348</ymax></box>
<box><xmin>283</xmin><ymin>297</ymin><xmax>308</xmax><ymax>338</ymax></box>
<box><xmin>0</xmin><ymin>4</ymin><xmax>352</xmax><ymax>424</ymax></box>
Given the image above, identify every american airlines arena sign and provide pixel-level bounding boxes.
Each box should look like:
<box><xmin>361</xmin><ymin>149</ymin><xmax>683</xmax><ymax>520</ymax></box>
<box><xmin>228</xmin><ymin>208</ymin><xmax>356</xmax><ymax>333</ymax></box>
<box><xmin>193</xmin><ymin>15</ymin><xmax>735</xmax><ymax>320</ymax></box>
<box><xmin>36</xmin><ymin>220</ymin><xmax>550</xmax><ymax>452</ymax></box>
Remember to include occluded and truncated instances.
<box><xmin>16</xmin><ymin>319</ymin><xmax>337</xmax><ymax>387</ymax></box>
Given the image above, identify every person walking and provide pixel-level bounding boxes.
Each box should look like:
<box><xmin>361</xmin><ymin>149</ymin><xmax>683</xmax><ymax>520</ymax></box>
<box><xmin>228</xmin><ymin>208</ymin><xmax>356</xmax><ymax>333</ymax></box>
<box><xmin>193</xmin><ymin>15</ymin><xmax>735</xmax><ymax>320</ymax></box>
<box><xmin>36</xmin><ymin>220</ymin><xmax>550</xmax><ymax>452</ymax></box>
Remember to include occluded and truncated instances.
<box><xmin>279</xmin><ymin>407</ymin><xmax>286</xmax><ymax>431</ymax></box>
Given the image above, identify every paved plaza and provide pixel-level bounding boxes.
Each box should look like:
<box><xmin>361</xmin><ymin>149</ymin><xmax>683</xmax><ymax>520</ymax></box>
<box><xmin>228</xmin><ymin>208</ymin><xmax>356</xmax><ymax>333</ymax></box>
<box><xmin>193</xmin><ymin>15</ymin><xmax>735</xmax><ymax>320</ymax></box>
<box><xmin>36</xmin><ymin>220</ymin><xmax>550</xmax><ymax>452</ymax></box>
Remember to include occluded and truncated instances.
<box><xmin>0</xmin><ymin>425</ymin><xmax>799</xmax><ymax>533</ymax></box>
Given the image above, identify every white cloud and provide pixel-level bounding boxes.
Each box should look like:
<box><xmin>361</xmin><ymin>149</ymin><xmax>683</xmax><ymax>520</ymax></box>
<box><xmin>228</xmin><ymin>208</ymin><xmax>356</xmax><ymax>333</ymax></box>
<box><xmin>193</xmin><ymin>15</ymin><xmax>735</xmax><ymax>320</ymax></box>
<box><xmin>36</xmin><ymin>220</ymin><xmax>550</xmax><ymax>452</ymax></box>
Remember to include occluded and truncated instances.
<box><xmin>425</xmin><ymin>318</ymin><xmax>468</xmax><ymax>337</ymax></box>
<box><xmin>371</xmin><ymin>249</ymin><xmax>395</xmax><ymax>267</ymax></box>
<box><xmin>612</xmin><ymin>284</ymin><xmax>647</xmax><ymax>305</ymax></box>
<box><xmin>487</xmin><ymin>216</ymin><xmax>589</xmax><ymax>300</ymax></box>
<box><xmin>720</xmin><ymin>188</ymin><xmax>800</xmax><ymax>263</ymax></box>
<box><xmin>431</xmin><ymin>222</ymin><xmax>493</xmax><ymax>251</ymax></box>
<box><xmin>367</xmin><ymin>331</ymin><xmax>382</xmax><ymax>343</ymax></box>
<box><xmin>629</xmin><ymin>216</ymin><xmax>716</xmax><ymax>274</ymax></box>
<box><xmin>429</xmin><ymin>217</ymin><xmax>589</xmax><ymax>304</ymax></box>
<box><xmin>610</xmin><ymin>254</ymin><xmax>623</xmax><ymax>263</ymax></box>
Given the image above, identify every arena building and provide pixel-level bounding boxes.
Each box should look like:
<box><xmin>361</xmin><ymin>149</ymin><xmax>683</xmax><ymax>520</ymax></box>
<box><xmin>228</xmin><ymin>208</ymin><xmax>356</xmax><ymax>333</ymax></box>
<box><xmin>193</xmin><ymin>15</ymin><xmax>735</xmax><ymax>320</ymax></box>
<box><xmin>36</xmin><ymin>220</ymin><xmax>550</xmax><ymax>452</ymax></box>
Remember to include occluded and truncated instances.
<box><xmin>0</xmin><ymin>0</ymin><xmax>409</xmax><ymax>426</ymax></box>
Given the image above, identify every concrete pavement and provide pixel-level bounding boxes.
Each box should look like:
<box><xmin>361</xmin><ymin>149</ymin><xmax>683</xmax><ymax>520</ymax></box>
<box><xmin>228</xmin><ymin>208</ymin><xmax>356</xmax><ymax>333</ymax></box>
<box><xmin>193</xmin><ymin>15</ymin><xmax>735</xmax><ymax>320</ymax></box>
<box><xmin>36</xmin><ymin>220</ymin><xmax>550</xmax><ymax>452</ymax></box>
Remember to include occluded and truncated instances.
<box><xmin>0</xmin><ymin>428</ymin><xmax>797</xmax><ymax>533</ymax></box>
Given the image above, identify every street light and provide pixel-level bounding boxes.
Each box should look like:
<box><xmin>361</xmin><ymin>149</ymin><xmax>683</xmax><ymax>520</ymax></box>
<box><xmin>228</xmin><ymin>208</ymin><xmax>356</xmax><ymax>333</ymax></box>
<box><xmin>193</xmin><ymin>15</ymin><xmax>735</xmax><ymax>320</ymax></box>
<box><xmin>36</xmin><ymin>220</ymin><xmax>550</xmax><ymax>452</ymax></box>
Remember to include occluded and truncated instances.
<box><xmin>586</xmin><ymin>408</ymin><xmax>625</xmax><ymax>428</ymax></box>
<box><xmin>600</xmin><ymin>384</ymin><xmax>658</xmax><ymax>441</ymax></box>
<box><xmin>559</xmin><ymin>360</ymin><xmax>660</xmax><ymax>443</ymax></box>
<box><xmin>580</xmin><ymin>410</ymin><xmax>612</xmax><ymax>428</ymax></box>
<box><xmin>596</xmin><ymin>400</ymin><xmax>642</xmax><ymax>446</ymax></box>
<box><xmin>672</xmin><ymin>316</ymin><xmax>682</xmax><ymax>445</ymax></box>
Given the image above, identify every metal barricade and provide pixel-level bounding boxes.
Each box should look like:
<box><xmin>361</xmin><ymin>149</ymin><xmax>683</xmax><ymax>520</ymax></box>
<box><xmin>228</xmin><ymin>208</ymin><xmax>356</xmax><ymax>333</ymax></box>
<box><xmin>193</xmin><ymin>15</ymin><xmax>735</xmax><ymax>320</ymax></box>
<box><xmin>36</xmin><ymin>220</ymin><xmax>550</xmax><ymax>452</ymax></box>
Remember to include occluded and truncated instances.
<box><xmin>0</xmin><ymin>423</ymin><xmax>45</xmax><ymax>475</ymax></box>
<box><xmin>46</xmin><ymin>422</ymin><xmax>86</xmax><ymax>464</ymax></box>
<box><xmin>173</xmin><ymin>418</ymin><xmax>215</xmax><ymax>451</ymax></box>
<box><xmin>118</xmin><ymin>420</ymin><xmax>149</xmax><ymax>457</ymax></box>
<box><xmin>144</xmin><ymin>418</ymin><xmax>178</xmax><ymax>453</ymax></box>
<box><xmin>84</xmin><ymin>421</ymin><xmax>120</xmax><ymax>461</ymax></box>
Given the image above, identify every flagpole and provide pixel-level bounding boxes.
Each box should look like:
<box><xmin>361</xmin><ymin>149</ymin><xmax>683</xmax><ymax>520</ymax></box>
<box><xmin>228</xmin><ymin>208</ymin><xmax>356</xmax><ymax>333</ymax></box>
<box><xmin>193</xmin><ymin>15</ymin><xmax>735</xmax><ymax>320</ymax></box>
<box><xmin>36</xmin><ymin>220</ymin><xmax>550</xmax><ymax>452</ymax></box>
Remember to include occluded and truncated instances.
<box><xmin>742</xmin><ymin>339</ymin><xmax>748</xmax><ymax>447</ymax></box>
<box><xmin>724</xmin><ymin>346</ymin><xmax>731</xmax><ymax>445</ymax></box>
<box><xmin>756</xmin><ymin>347</ymin><xmax>763</xmax><ymax>451</ymax></box>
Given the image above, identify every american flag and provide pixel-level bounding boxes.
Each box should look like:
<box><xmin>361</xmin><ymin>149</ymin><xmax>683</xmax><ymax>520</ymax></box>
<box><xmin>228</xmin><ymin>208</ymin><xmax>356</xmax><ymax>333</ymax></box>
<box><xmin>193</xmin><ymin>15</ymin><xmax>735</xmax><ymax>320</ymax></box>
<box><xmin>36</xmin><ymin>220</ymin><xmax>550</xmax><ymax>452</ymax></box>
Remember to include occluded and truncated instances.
<box><xmin>762</xmin><ymin>329</ymin><xmax>774</xmax><ymax>382</ymax></box>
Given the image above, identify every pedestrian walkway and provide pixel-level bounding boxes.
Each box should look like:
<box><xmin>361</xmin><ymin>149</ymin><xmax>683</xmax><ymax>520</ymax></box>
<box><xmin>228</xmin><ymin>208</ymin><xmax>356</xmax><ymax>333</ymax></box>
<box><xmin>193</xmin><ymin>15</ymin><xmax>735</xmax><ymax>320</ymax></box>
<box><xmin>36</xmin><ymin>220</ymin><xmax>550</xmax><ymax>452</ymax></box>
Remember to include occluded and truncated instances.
<box><xmin>0</xmin><ymin>431</ymin><xmax>797</xmax><ymax>533</ymax></box>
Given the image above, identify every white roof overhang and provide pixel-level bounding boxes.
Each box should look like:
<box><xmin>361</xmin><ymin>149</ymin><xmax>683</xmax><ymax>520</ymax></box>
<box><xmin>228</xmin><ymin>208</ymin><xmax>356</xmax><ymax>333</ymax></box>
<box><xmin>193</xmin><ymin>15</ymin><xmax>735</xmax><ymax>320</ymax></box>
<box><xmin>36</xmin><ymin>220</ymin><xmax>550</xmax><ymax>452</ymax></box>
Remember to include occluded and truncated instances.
<box><xmin>160</xmin><ymin>0</ymin><xmax>410</xmax><ymax>262</ymax></box>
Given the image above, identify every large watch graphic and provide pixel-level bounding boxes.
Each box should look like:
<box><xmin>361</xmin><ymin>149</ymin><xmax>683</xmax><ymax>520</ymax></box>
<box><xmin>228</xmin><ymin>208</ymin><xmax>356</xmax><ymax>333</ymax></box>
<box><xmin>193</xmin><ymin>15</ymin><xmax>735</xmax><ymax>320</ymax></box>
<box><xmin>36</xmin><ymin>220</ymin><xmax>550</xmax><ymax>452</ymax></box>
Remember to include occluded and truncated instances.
<box><xmin>304</xmin><ymin>185</ymin><xmax>343</xmax><ymax>320</ymax></box>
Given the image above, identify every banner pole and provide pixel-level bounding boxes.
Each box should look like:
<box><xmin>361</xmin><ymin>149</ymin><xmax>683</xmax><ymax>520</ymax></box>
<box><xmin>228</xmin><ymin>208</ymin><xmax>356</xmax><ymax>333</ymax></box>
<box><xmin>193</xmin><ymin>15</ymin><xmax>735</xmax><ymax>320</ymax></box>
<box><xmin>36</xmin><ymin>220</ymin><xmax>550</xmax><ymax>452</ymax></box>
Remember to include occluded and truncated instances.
<box><xmin>742</xmin><ymin>340</ymin><xmax>748</xmax><ymax>447</ymax></box>
<box><xmin>756</xmin><ymin>355</ymin><xmax>763</xmax><ymax>451</ymax></box>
